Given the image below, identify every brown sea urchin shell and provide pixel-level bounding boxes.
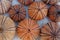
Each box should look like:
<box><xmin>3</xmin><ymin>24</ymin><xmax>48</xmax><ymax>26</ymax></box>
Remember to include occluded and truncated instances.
<box><xmin>55</xmin><ymin>13</ymin><xmax>60</xmax><ymax>22</ymax></box>
<box><xmin>40</xmin><ymin>22</ymin><xmax>60</xmax><ymax>40</ymax></box>
<box><xmin>18</xmin><ymin>0</ymin><xmax>34</xmax><ymax>5</ymax></box>
<box><xmin>28</xmin><ymin>2</ymin><xmax>48</xmax><ymax>20</ymax></box>
<box><xmin>48</xmin><ymin>5</ymin><xmax>60</xmax><ymax>22</ymax></box>
<box><xmin>16</xmin><ymin>19</ymin><xmax>40</xmax><ymax>40</ymax></box>
<box><xmin>0</xmin><ymin>15</ymin><xmax>15</xmax><ymax>40</ymax></box>
<box><xmin>42</xmin><ymin>0</ymin><xmax>58</xmax><ymax>5</ymax></box>
<box><xmin>8</xmin><ymin>4</ymin><xmax>26</xmax><ymax>22</ymax></box>
<box><xmin>0</xmin><ymin>0</ymin><xmax>12</xmax><ymax>14</ymax></box>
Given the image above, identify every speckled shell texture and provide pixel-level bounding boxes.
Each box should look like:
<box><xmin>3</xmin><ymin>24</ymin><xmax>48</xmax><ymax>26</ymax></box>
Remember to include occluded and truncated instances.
<box><xmin>8</xmin><ymin>4</ymin><xmax>26</xmax><ymax>22</ymax></box>
<box><xmin>0</xmin><ymin>15</ymin><xmax>15</xmax><ymax>40</ymax></box>
<box><xmin>17</xmin><ymin>19</ymin><xmax>40</xmax><ymax>40</ymax></box>
<box><xmin>40</xmin><ymin>22</ymin><xmax>60</xmax><ymax>40</ymax></box>
<box><xmin>28</xmin><ymin>2</ymin><xmax>48</xmax><ymax>20</ymax></box>
<box><xmin>0</xmin><ymin>0</ymin><xmax>12</xmax><ymax>14</ymax></box>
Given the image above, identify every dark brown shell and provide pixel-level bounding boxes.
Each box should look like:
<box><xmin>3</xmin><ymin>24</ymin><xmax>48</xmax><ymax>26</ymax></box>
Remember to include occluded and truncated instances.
<box><xmin>8</xmin><ymin>4</ymin><xmax>26</xmax><ymax>22</ymax></box>
<box><xmin>40</xmin><ymin>22</ymin><xmax>60</xmax><ymax>40</ymax></box>
<box><xmin>28</xmin><ymin>2</ymin><xmax>48</xmax><ymax>20</ymax></box>
<box><xmin>18</xmin><ymin>0</ymin><xmax>34</xmax><ymax>5</ymax></box>
<box><xmin>48</xmin><ymin>5</ymin><xmax>60</xmax><ymax>22</ymax></box>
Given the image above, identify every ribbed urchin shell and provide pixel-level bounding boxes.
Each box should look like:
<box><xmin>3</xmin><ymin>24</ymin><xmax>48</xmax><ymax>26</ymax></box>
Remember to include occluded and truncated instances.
<box><xmin>8</xmin><ymin>4</ymin><xmax>26</xmax><ymax>22</ymax></box>
<box><xmin>16</xmin><ymin>19</ymin><xmax>40</xmax><ymax>40</ymax></box>
<box><xmin>28</xmin><ymin>2</ymin><xmax>48</xmax><ymax>20</ymax></box>
<box><xmin>40</xmin><ymin>22</ymin><xmax>60</xmax><ymax>40</ymax></box>
<box><xmin>0</xmin><ymin>15</ymin><xmax>16</xmax><ymax>40</ymax></box>
<box><xmin>0</xmin><ymin>0</ymin><xmax>12</xmax><ymax>14</ymax></box>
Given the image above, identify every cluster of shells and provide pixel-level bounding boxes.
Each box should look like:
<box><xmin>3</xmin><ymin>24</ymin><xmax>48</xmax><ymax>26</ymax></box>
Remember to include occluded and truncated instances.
<box><xmin>0</xmin><ymin>0</ymin><xmax>60</xmax><ymax>40</ymax></box>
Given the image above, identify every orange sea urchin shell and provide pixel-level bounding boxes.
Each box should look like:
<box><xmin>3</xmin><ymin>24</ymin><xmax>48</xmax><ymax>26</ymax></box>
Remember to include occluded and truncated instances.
<box><xmin>28</xmin><ymin>2</ymin><xmax>48</xmax><ymax>20</ymax></box>
<box><xmin>17</xmin><ymin>19</ymin><xmax>40</xmax><ymax>40</ymax></box>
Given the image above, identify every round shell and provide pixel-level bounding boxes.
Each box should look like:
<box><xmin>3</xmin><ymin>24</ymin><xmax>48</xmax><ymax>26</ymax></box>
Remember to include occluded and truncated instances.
<box><xmin>0</xmin><ymin>0</ymin><xmax>12</xmax><ymax>14</ymax></box>
<box><xmin>42</xmin><ymin>0</ymin><xmax>58</xmax><ymax>5</ymax></box>
<box><xmin>40</xmin><ymin>22</ymin><xmax>60</xmax><ymax>40</ymax></box>
<box><xmin>48</xmin><ymin>5</ymin><xmax>60</xmax><ymax>22</ymax></box>
<box><xmin>0</xmin><ymin>15</ymin><xmax>15</xmax><ymax>40</ymax></box>
<box><xmin>28</xmin><ymin>2</ymin><xmax>48</xmax><ymax>20</ymax></box>
<box><xmin>18</xmin><ymin>0</ymin><xmax>34</xmax><ymax>5</ymax></box>
<box><xmin>8</xmin><ymin>4</ymin><xmax>26</xmax><ymax>22</ymax></box>
<box><xmin>16</xmin><ymin>19</ymin><xmax>40</xmax><ymax>40</ymax></box>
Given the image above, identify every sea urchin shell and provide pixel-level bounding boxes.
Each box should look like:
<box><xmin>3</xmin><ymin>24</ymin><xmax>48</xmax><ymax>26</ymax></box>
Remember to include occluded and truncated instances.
<box><xmin>0</xmin><ymin>15</ymin><xmax>15</xmax><ymax>40</ymax></box>
<box><xmin>0</xmin><ymin>0</ymin><xmax>12</xmax><ymax>14</ymax></box>
<box><xmin>8</xmin><ymin>4</ymin><xmax>26</xmax><ymax>22</ymax></box>
<box><xmin>40</xmin><ymin>22</ymin><xmax>60</xmax><ymax>40</ymax></box>
<box><xmin>28</xmin><ymin>2</ymin><xmax>48</xmax><ymax>20</ymax></box>
<box><xmin>16</xmin><ymin>19</ymin><xmax>40</xmax><ymax>40</ymax></box>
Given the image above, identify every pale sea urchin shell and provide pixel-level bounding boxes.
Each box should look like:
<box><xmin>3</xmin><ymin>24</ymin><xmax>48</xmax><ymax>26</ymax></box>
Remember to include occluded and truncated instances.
<box><xmin>0</xmin><ymin>0</ymin><xmax>12</xmax><ymax>14</ymax></box>
<box><xmin>0</xmin><ymin>15</ymin><xmax>15</xmax><ymax>40</ymax></box>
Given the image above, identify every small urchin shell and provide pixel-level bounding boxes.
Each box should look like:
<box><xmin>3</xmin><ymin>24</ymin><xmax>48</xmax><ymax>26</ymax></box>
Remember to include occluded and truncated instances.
<box><xmin>40</xmin><ymin>22</ymin><xmax>60</xmax><ymax>40</ymax></box>
<box><xmin>48</xmin><ymin>5</ymin><xmax>60</xmax><ymax>22</ymax></box>
<box><xmin>16</xmin><ymin>18</ymin><xmax>40</xmax><ymax>40</ymax></box>
<box><xmin>8</xmin><ymin>4</ymin><xmax>26</xmax><ymax>22</ymax></box>
<box><xmin>28</xmin><ymin>2</ymin><xmax>48</xmax><ymax>20</ymax></box>
<box><xmin>0</xmin><ymin>0</ymin><xmax>12</xmax><ymax>14</ymax></box>
<box><xmin>0</xmin><ymin>15</ymin><xmax>15</xmax><ymax>40</ymax></box>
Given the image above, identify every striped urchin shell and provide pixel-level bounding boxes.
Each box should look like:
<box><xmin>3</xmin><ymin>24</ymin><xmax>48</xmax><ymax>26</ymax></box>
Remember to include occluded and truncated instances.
<box><xmin>0</xmin><ymin>0</ymin><xmax>12</xmax><ymax>14</ymax></box>
<box><xmin>0</xmin><ymin>15</ymin><xmax>15</xmax><ymax>40</ymax></box>
<box><xmin>28</xmin><ymin>2</ymin><xmax>48</xmax><ymax>20</ymax></box>
<box><xmin>40</xmin><ymin>22</ymin><xmax>60</xmax><ymax>40</ymax></box>
<box><xmin>16</xmin><ymin>19</ymin><xmax>40</xmax><ymax>40</ymax></box>
<box><xmin>8</xmin><ymin>4</ymin><xmax>26</xmax><ymax>22</ymax></box>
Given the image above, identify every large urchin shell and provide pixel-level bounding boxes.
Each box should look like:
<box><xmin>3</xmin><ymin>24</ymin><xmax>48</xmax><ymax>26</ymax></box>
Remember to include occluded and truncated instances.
<box><xmin>0</xmin><ymin>0</ymin><xmax>12</xmax><ymax>14</ymax></box>
<box><xmin>0</xmin><ymin>15</ymin><xmax>16</xmax><ymax>40</ymax></box>
<box><xmin>16</xmin><ymin>18</ymin><xmax>40</xmax><ymax>40</ymax></box>
<box><xmin>40</xmin><ymin>22</ymin><xmax>60</xmax><ymax>40</ymax></box>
